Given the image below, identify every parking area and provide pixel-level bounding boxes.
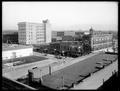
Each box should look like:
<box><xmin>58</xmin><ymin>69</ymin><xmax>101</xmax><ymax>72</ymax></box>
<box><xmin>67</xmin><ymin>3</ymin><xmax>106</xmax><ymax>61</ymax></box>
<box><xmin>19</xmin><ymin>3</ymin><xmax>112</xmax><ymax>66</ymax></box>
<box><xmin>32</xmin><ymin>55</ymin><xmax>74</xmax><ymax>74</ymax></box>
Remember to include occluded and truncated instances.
<box><xmin>41</xmin><ymin>53</ymin><xmax>117</xmax><ymax>89</ymax></box>
<box><xmin>3</xmin><ymin>56</ymin><xmax>48</xmax><ymax>66</ymax></box>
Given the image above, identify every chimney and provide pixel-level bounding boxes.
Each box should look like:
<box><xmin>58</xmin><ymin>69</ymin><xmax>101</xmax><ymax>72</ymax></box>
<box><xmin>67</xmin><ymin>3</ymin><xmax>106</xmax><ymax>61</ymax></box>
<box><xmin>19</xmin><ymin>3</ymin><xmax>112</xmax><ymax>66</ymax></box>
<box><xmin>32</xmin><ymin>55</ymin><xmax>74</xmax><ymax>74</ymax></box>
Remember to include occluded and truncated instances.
<box><xmin>28</xmin><ymin>70</ymin><xmax>33</xmax><ymax>85</ymax></box>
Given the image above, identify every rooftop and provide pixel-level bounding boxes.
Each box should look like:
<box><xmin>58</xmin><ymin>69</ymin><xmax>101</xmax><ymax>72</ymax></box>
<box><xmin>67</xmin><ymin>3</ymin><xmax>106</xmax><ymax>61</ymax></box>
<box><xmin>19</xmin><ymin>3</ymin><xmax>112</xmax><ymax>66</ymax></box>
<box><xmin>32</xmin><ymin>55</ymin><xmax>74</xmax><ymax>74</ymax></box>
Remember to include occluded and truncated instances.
<box><xmin>2</xmin><ymin>76</ymin><xmax>36</xmax><ymax>90</ymax></box>
<box><xmin>2</xmin><ymin>44</ymin><xmax>33</xmax><ymax>51</ymax></box>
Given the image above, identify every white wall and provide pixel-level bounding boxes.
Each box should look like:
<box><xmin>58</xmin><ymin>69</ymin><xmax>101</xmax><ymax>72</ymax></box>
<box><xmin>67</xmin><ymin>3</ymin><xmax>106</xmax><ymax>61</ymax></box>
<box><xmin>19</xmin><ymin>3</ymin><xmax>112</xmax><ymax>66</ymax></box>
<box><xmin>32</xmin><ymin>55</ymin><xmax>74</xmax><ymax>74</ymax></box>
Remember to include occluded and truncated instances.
<box><xmin>2</xmin><ymin>48</ymin><xmax>33</xmax><ymax>60</ymax></box>
<box><xmin>45</xmin><ymin>21</ymin><xmax>51</xmax><ymax>43</ymax></box>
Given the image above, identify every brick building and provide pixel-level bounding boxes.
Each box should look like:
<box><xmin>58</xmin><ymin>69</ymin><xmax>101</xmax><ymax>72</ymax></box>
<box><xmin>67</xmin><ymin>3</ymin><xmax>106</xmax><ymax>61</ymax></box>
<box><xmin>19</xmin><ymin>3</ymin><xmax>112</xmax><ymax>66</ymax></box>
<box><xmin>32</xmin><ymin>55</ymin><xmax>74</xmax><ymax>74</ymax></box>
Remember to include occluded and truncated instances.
<box><xmin>52</xmin><ymin>31</ymin><xmax>84</xmax><ymax>42</ymax></box>
<box><xmin>49</xmin><ymin>41</ymin><xmax>90</xmax><ymax>57</ymax></box>
<box><xmin>89</xmin><ymin>27</ymin><xmax>113</xmax><ymax>51</ymax></box>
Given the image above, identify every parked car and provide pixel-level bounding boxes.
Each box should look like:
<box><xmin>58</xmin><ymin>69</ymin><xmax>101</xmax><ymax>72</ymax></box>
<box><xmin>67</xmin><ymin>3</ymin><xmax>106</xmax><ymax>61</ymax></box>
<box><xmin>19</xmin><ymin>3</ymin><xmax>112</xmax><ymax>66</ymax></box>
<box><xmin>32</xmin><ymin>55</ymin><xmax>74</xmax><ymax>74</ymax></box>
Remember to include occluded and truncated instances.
<box><xmin>55</xmin><ymin>55</ymin><xmax>62</xmax><ymax>59</ymax></box>
<box><xmin>95</xmin><ymin>65</ymin><xmax>104</xmax><ymax>69</ymax></box>
<box><xmin>32</xmin><ymin>66</ymin><xmax>38</xmax><ymax>69</ymax></box>
<box><xmin>96</xmin><ymin>62</ymin><xmax>103</xmax><ymax>65</ymax></box>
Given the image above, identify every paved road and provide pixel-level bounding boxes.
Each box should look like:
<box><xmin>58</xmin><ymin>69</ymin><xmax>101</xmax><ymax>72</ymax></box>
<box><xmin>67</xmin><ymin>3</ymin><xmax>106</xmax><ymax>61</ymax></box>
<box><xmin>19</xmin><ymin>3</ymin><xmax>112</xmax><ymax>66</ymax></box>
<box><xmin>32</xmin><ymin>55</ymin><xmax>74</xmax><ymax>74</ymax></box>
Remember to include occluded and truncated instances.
<box><xmin>2</xmin><ymin>52</ymin><xmax>98</xmax><ymax>80</ymax></box>
<box><xmin>27</xmin><ymin>52</ymin><xmax>100</xmax><ymax>78</ymax></box>
<box><xmin>41</xmin><ymin>53</ymin><xmax>117</xmax><ymax>89</ymax></box>
<box><xmin>2</xmin><ymin>59</ymin><xmax>56</xmax><ymax>80</ymax></box>
<box><xmin>72</xmin><ymin>60</ymin><xmax>118</xmax><ymax>89</ymax></box>
<box><xmin>51</xmin><ymin>52</ymin><xmax>100</xmax><ymax>73</ymax></box>
<box><xmin>2</xmin><ymin>51</ymin><xmax>107</xmax><ymax>80</ymax></box>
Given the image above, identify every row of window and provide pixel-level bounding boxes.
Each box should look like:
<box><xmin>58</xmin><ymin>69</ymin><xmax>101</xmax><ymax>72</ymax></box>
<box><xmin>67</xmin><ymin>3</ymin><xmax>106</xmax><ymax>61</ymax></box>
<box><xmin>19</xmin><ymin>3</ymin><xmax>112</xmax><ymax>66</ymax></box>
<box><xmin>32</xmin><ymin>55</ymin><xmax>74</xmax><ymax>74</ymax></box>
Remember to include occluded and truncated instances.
<box><xmin>93</xmin><ymin>43</ymin><xmax>112</xmax><ymax>50</ymax></box>
<box><xmin>36</xmin><ymin>28</ymin><xmax>44</xmax><ymax>30</ymax></box>
<box><xmin>36</xmin><ymin>33</ymin><xmax>44</xmax><ymax>35</ymax></box>
<box><xmin>93</xmin><ymin>37</ymin><xmax>112</xmax><ymax>42</ymax></box>
<box><xmin>19</xmin><ymin>40</ymin><xmax>26</xmax><ymax>43</ymax></box>
<box><xmin>93</xmin><ymin>40</ymin><xmax>112</xmax><ymax>44</ymax></box>
<box><xmin>36</xmin><ymin>31</ymin><xmax>44</xmax><ymax>33</ymax></box>
<box><xmin>19</xmin><ymin>37</ymin><xmax>45</xmax><ymax>40</ymax></box>
<box><xmin>19</xmin><ymin>37</ymin><xmax>26</xmax><ymax>40</ymax></box>
<box><xmin>19</xmin><ymin>31</ymin><xmax>26</xmax><ymax>34</ymax></box>
<box><xmin>18</xmin><ymin>25</ymin><xmax>26</xmax><ymax>29</ymax></box>
<box><xmin>36</xmin><ymin>36</ymin><xmax>44</xmax><ymax>38</ymax></box>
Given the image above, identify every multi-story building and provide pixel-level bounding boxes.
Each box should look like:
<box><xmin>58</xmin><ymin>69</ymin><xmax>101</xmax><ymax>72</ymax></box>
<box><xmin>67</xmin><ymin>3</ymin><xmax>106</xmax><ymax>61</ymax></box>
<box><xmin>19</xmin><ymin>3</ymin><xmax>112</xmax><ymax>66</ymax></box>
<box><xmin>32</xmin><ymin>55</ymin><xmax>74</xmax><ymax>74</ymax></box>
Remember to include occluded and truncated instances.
<box><xmin>18</xmin><ymin>19</ymin><xmax>51</xmax><ymax>45</ymax></box>
<box><xmin>51</xmin><ymin>28</ymin><xmax>113</xmax><ymax>54</ymax></box>
<box><xmin>52</xmin><ymin>31</ymin><xmax>84</xmax><ymax>42</ymax></box>
<box><xmin>2</xmin><ymin>31</ymin><xmax>18</xmax><ymax>44</ymax></box>
<box><xmin>49</xmin><ymin>41</ymin><xmax>83</xmax><ymax>56</ymax></box>
<box><xmin>89</xmin><ymin>27</ymin><xmax>113</xmax><ymax>51</ymax></box>
<box><xmin>49</xmin><ymin>40</ymin><xmax>91</xmax><ymax>57</ymax></box>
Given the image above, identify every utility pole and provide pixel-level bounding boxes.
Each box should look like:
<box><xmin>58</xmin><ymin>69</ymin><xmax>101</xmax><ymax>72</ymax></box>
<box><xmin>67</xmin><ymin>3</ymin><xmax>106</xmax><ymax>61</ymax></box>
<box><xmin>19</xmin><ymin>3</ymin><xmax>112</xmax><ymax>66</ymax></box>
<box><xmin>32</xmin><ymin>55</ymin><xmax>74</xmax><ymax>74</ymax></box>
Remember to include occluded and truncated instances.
<box><xmin>62</xmin><ymin>76</ymin><xmax>64</xmax><ymax>88</ymax></box>
<box><xmin>103</xmin><ymin>79</ymin><xmax>104</xmax><ymax>84</ymax></box>
<box><xmin>40</xmin><ymin>69</ymin><xmax>43</xmax><ymax>83</ymax></box>
<box><xmin>49</xmin><ymin>65</ymin><xmax>51</xmax><ymax>75</ymax></box>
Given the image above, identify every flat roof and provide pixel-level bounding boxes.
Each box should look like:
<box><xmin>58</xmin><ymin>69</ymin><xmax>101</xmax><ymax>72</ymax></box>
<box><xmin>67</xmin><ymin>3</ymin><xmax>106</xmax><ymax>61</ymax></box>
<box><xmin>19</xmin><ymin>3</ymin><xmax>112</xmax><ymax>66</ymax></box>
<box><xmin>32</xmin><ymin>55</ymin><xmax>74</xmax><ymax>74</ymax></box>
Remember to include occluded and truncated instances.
<box><xmin>3</xmin><ymin>55</ymin><xmax>47</xmax><ymax>66</ymax></box>
<box><xmin>18</xmin><ymin>22</ymin><xmax>43</xmax><ymax>25</ymax></box>
<box><xmin>41</xmin><ymin>53</ymin><xmax>117</xmax><ymax>89</ymax></box>
<box><xmin>2</xmin><ymin>44</ymin><xmax>33</xmax><ymax>51</ymax></box>
<box><xmin>2</xmin><ymin>76</ymin><xmax>36</xmax><ymax>90</ymax></box>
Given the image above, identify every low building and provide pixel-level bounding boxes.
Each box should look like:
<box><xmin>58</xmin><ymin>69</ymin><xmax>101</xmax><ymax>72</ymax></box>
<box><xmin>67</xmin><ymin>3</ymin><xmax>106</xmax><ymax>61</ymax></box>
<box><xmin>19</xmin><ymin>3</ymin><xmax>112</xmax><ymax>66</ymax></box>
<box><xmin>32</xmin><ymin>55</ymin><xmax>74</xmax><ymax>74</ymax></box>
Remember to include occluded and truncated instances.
<box><xmin>2</xmin><ymin>44</ymin><xmax>33</xmax><ymax>60</ymax></box>
<box><xmin>49</xmin><ymin>41</ymin><xmax>87</xmax><ymax>57</ymax></box>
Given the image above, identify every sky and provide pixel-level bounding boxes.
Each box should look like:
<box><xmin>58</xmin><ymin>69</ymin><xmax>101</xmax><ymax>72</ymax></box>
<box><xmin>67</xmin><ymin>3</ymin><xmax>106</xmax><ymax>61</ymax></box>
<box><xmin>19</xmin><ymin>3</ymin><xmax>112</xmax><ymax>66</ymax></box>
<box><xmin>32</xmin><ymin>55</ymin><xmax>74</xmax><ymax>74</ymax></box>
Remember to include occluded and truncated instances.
<box><xmin>2</xmin><ymin>2</ymin><xmax>118</xmax><ymax>31</ymax></box>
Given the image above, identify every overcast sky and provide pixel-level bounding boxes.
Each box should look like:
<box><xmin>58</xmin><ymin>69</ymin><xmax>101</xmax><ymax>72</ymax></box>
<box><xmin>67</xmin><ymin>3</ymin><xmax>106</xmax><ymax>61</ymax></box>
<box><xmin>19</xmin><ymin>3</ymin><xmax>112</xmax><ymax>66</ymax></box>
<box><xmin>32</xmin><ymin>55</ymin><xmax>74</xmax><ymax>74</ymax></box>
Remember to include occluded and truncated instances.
<box><xmin>2</xmin><ymin>2</ymin><xmax>118</xmax><ymax>31</ymax></box>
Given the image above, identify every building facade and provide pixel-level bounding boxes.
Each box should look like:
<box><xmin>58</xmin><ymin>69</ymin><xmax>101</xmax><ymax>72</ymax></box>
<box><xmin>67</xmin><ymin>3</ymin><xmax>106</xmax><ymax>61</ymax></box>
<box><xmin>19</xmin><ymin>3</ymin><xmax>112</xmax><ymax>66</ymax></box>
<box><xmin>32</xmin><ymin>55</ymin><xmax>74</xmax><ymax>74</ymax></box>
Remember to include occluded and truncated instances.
<box><xmin>89</xmin><ymin>28</ymin><xmax>113</xmax><ymax>51</ymax></box>
<box><xmin>2</xmin><ymin>31</ymin><xmax>18</xmax><ymax>44</ymax></box>
<box><xmin>2</xmin><ymin>44</ymin><xmax>33</xmax><ymax>60</ymax></box>
<box><xmin>52</xmin><ymin>28</ymin><xmax>113</xmax><ymax>52</ymax></box>
<box><xmin>18</xmin><ymin>19</ymin><xmax>51</xmax><ymax>45</ymax></box>
<box><xmin>52</xmin><ymin>31</ymin><xmax>84</xmax><ymax>42</ymax></box>
<box><xmin>49</xmin><ymin>41</ymin><xmax>91</xmax><ymax>57</ymax></box>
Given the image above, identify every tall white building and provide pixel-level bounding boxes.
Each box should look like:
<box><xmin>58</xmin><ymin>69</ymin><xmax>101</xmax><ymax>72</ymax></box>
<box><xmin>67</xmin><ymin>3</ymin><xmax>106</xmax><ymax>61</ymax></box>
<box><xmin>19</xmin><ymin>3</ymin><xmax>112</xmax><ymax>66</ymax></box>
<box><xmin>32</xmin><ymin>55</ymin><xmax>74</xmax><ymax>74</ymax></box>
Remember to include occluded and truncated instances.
<box><xmin>18</xmin><ymin>19</ymin><xmax>51</xmax><ymax>45</ymax></box>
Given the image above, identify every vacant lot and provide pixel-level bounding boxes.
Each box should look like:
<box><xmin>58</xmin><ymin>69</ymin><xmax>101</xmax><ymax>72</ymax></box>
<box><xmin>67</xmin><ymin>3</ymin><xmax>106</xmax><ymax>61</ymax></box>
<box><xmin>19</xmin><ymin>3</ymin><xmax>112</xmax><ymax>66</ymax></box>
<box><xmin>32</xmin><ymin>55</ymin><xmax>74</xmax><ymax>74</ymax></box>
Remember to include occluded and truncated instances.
<box><xmin>3</xmin><ymin>56</ymin><xmax>47</xmax><ymax>66</ymax></box>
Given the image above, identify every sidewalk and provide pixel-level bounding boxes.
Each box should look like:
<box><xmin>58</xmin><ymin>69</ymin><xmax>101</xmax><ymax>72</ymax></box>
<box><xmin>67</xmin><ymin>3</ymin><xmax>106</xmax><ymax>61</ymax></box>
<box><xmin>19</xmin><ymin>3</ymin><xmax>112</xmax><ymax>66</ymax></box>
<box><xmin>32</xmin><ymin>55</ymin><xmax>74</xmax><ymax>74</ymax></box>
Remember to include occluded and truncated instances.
<box><xmin>72</xmin><ymin>60</ymin><xmax>118</xmax><ymax>89</ymax></box>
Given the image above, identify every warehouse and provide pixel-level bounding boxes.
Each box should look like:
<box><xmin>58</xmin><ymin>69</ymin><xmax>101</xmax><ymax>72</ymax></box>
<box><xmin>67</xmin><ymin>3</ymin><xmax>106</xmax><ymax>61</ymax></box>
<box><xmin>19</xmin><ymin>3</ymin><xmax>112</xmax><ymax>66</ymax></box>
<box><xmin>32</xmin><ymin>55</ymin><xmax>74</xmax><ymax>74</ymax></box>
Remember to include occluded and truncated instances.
<box><xmin>2</xmin><ymin>44</ymin><xmax>33</xmax><ymax>60</ymax></box>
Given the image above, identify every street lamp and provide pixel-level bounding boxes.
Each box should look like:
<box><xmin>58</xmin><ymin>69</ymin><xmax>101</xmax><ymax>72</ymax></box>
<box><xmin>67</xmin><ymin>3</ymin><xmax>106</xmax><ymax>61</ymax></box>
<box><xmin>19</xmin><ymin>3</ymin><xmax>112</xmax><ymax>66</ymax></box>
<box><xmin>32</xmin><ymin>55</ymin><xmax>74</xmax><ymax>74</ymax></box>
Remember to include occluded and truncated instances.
<box><xmin>62</xmin><ymin>75</ymin><xmax>64</xmax><ymax>89</ymax></box>
<box><xmin>40</xmin><ymin>69</ymin><xmax>43</xmax><ymax>84</ymax></box>
<box><xmin>62</xmin><ymin>51</ymin><xmax>64</xmax><ymax>56</ymax></box>
<box><xmin>54</xmin><ymin>49</ymin><xmax>56</xmax><ymax>55</ymax></box>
